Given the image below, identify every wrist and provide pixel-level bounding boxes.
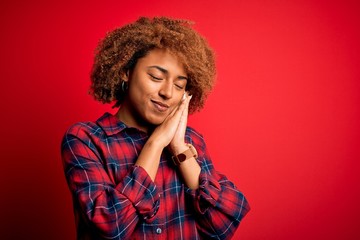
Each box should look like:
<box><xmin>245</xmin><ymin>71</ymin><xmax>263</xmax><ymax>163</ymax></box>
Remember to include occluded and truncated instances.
<box><xmin>169</xmin><ymin>143</ymin><xmax>188</xmax><ymax>155</ymax></box>
<box><xmin>171</xmin><ymin>144</ymin><xmax>198</xmax><ymax>166</ymax></box>
<box><xmin>146</xmin><ymin>137</ymin><xmax>166</xmax><ymax>152</ymax></box>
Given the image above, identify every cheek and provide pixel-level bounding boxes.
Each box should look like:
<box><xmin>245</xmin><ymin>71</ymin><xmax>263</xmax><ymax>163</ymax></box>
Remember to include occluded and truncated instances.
<box><xmin>170</xmin><ymin>93</ymin><xmax>184</xmax><ymax>108</ymax></box>
<box><xmin>177</xmin><ymin>91</ymin><xmax>186</xmax><ymax>102</ymax></box>
<box><xmin>128</xmin><ymin>78</ymin><xmax>150</xmax><ymax>97</ymax></box>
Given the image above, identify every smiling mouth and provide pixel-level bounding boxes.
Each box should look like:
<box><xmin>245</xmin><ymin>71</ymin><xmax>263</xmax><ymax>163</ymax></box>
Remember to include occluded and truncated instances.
<box><xmin>151</xmin><ymin>100</ymin><xmax>170</xmax><ymax>112</ymax></box>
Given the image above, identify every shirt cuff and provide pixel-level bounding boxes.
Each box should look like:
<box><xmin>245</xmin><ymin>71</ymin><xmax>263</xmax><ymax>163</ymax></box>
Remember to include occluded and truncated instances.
<box><xmin>186</xmin><ymin>169</ymin><xmax>221</xmax><ymax>214</ymax></box>
<box><xmin>117</xmin><ymin>165</ymin><xmax>160</xmax><ymax>222</ymax></box>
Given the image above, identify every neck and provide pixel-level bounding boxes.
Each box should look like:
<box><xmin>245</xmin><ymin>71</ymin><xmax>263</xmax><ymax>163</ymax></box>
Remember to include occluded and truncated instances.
<box><xmin>116</xmin><ymin>105</ymin><xmax>150</xmax><ymax>133</ymax></box>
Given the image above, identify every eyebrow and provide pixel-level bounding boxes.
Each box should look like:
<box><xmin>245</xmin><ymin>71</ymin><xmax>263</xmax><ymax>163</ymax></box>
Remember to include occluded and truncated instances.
<box><xmin>148</xmin><ymin>66</ymin><xmax>188</xmax><ymax>80</ymax></box>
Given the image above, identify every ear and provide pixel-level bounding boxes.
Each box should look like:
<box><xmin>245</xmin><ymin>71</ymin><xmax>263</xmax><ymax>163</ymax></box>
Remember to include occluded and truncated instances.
<box><xmin>120</xmin><ymin>70</ymin><xmax>129</xmax><ymax>82</ymax></box>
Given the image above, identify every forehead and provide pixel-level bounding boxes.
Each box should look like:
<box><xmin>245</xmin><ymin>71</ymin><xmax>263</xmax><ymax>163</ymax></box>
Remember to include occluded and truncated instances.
<box><xmin>136</xmin><ymin>48</ymin><xmax>187</xmax><ymax>76</ymax></box>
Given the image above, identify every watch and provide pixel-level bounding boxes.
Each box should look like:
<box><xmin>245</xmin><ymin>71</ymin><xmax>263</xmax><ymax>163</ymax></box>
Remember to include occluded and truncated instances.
<box><xmin>172</xmin><ymin>144</ymin><xmax>198</xmax><ymax>166</ymax></box>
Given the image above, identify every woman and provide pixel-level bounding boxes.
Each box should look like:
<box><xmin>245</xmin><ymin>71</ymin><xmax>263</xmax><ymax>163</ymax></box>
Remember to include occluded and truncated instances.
<box><xmin>61</xmin><ymin>17</ymin><xmax>250</xmax><ymax>240</ymax></box>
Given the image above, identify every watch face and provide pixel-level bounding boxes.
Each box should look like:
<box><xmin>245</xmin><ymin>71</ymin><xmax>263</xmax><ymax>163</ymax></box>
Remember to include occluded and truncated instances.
<box><xmin>178</xmin><ymin>153</ymin><xmax>187</xmax><ymax>162</ymax></box>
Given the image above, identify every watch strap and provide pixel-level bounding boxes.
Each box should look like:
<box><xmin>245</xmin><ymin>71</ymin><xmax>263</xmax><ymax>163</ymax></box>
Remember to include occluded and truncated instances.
<box><xmin>172</xmin><ymin>144</ymin><xmax>198</xmax><ymax>166</ymax></box>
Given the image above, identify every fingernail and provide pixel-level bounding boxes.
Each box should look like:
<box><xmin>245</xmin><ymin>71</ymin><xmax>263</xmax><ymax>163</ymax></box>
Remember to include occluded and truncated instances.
<box><xmin>182</xmin><ymin>93</ymin><xmax>186</xmax><ymax>101</ymax></box>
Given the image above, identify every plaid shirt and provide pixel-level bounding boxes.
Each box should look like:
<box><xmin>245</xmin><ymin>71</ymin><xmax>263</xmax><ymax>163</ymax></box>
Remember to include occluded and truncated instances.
<box><xmin>61</xmin><ymin>112</ymin><xmax>250</xmax><ymax>240</ymax></box>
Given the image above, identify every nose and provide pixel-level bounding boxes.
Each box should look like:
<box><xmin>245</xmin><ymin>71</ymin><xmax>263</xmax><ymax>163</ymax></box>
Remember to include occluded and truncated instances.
<box><xmin>159</xmin><ymin>80</ymin><xmax>173</xmax><ymax>99</ymax></box>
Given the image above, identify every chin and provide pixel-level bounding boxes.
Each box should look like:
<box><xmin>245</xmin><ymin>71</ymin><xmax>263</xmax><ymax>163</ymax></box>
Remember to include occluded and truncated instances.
<box><xmin>147</xmin><ymin>114</ymin><xmax>167</xmax><ymax>126</ymax></box>
<box><xmin>150</xmin><ymin>118</ymin><xmax>166</xmax><ymax>126</ymax></box>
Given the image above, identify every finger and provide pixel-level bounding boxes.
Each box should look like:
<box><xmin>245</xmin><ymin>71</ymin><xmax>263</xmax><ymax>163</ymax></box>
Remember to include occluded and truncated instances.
<box><xmin>168</xmin><ymin>94</ymin><xmax>192</xmax><ymax>148</ymax></box>
<box><xmin>178</xmin><ymin>95</ymin><xmax>192</xmax><ymax>125</ymax></box>
<box><xmin>183</xmin><ymin>94</ymin><xmax>192</xmax><ymax>116</ymax></box>
<box><xmin>175</xmin><ymin>95</ymin><xmax>189</xmax><ymax>117</ymax></box>
<box><xmin>167</xmin><ymin>92</ymin><xmax>188</xmax><ymax>119</ymax></box>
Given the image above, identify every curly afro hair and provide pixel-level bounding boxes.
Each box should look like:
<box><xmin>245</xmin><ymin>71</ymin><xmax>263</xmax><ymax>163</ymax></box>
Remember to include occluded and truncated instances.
<box><xmin>90</xmin><ymin>16</ymin><xmax>216</xmax><ymax>114</ymax></box>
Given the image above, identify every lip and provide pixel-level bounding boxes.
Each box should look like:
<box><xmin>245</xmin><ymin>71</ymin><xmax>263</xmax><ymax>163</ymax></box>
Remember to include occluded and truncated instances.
<box><xmin>151</xmin><ymin>100</ymin><xmax>170</xmax><ymax>112</ymax></box>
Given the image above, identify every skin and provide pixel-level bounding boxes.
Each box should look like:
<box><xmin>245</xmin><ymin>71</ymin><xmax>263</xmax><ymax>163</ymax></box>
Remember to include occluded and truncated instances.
<box><xmin>116</xmin><ymin>48</ymin><xmax>201</xmax><ymax>189</ymax></box>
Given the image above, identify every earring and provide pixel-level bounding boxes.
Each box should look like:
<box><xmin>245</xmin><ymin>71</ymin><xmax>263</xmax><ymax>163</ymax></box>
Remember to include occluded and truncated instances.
<box><xmin>121</xmin><ymin>81</ymin><xmax>128</xmax><ymax>92</ymax></box>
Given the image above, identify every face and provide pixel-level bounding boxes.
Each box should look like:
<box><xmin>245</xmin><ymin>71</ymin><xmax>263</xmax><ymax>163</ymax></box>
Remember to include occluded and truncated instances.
<box><xmin>118</xmin><ymin>48</ymin><xmax>188</xmax><ymax>132</ymax></box>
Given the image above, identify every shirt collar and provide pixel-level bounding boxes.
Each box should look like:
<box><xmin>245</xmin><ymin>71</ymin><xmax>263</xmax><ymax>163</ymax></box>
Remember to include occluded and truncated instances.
<box><xmin>96</xmin><ymin>112</ymin><xmax>128</xmax><ymax>136</ymax></box>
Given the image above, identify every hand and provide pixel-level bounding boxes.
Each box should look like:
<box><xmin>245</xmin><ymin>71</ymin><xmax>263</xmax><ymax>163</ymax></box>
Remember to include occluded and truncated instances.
<box><xmin>168</xmin><ymin>94</ymin><xmax>192</xmax><ymax>154</ymax></box>
<box><xmin>149</xmin><ymin>93</ymin><xmax>192</xmax><ymax>151</ymax></box>
<box><xmin>136</xmin><ymin>93</ymin><xmax>195</xmax><ymax>182</ymax></box>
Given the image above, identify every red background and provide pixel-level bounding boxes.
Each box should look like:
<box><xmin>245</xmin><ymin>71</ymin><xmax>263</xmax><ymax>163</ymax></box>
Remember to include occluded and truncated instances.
<box><xmin>1</xmin><ymin>0</ymin><xmax>359</xmax><ymax>239</ymax></box>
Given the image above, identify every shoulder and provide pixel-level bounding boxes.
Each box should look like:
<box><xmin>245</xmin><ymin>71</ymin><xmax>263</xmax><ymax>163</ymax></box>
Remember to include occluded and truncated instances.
<box><xmin>64</xmin><ymin>120</ymin><xmax>102</xmax><ymax>138</ymax></box>
<box><xmin>61</xmin><ymin>119</ymin><xmax>105</xmax><ymax>153</ymax></box>
<box><xmin>62</xmin><ymin>114</ymin><xmax>111</xmax><ymax>146</ymax></box>
<box><xmin>64</xmin><ymin>112</ymin><xmax>117</xmax><ymax>139</ymax></box>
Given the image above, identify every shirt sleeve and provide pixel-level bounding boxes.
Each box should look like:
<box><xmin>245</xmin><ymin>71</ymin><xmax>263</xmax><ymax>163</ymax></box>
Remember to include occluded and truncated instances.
<box><xmin>61</xmin><ymin>125</ymin><xmax>160</xmax><ymax>239</ymax></box>
<box><xmin>185</xmin><ymin>132</ymin><xmax>250</xmax><ymax>239</ymax></box>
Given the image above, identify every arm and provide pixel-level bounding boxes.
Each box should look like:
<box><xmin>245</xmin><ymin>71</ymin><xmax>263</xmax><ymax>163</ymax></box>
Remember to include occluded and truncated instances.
<box><xmin>168</xmin><ymin>94</ymin><xmax>201</xmax><ymax>189</ymax></box>
<box><xmin>61</xmin><ymin>95</ymin><xmax>192</xmax><ymax>238</ymax></box>
<box><xmin>167</xmin><ymin>95</ymin><xmax>250</xmax><ymax>238</ymax></box>
<box><xmin>185</xmin><ymin>132</ymin><xmax>250</xmax><ymax>239</ymax></box>
<box><xmin>136</xmin><ymin>93</ymin><xmax>193</xmax><ymax>181</ymax></box>
<box><xmin>61</xmin><ymin>127</ymin><xmax>160</xmax><ymax>239</ymax></box>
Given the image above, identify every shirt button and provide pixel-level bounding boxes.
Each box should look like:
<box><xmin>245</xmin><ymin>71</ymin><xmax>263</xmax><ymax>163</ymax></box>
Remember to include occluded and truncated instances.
<box><xmin>156</xmin><ymin>227</ymin><xmax>162</xmax><ymax>234</ymax></box>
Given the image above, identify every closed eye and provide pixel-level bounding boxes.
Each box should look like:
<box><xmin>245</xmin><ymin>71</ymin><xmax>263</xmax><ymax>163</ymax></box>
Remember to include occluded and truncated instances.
<box><xmin>175</xmin><ymin>84</ymin><xmax>185</xmax><ymax>90</ymax></box>
<box><xmin>148</xmin><ymin>73</ymin><xmax>163</xmax><ymax>80</ymax></box>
